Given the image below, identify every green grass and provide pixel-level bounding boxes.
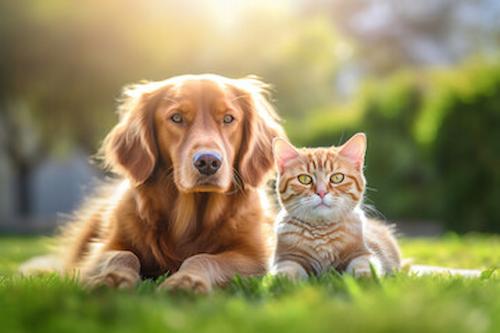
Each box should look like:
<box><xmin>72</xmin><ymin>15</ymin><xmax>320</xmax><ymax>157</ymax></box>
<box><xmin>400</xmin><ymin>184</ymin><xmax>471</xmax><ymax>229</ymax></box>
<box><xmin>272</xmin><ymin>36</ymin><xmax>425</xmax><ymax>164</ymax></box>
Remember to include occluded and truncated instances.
<box><xmin>0</xmin><ymin>234</ymin><xmax>498</xmax><ymax>333</ymax></box>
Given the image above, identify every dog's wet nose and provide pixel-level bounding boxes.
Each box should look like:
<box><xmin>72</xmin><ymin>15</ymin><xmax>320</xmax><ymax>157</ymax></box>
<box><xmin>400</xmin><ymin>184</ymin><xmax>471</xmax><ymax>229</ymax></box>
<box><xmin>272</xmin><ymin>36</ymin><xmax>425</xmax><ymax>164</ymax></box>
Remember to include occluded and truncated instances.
<box><xmin>193</xmin><ymin>151</ymin><xmax>222</xmax><ymax>176</ymax></box>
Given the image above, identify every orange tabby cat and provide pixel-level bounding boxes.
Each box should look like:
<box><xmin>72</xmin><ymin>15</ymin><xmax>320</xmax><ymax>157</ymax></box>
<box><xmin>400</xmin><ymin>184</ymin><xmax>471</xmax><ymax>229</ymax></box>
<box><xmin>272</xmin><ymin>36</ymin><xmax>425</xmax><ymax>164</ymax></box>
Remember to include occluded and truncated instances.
<box><xmin>271</xmin><ymin>133</ymin><xmax>401</xmax><ymax>279</ymax></box>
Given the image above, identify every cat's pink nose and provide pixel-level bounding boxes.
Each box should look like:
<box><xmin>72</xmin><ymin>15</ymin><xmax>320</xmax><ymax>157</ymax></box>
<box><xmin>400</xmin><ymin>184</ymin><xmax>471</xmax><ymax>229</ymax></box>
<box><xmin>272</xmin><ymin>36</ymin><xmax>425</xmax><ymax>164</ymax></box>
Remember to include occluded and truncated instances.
<box><xmin>316</xmin><ymin>190</ymin><xmax>327</xmax><ymax>199</ymax></box>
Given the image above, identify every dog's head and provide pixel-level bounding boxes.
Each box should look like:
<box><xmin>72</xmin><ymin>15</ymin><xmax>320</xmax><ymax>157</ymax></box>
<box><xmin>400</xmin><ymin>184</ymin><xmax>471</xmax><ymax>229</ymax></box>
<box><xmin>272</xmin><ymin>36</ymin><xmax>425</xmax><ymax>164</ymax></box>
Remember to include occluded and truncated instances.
<box><xmin>102</xmin><ymin>74</ymin><xmax>284</xmax><ymax>193</ymax></box>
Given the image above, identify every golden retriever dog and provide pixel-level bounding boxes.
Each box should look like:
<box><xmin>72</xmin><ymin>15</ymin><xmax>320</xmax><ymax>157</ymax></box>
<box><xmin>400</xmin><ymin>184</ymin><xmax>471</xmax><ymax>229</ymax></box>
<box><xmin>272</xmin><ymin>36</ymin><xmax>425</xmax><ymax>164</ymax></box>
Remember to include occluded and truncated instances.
<box><xmin>46</xmin><ymin>74</ymin><xmax>284</xmax><ymax>292</ymax></box>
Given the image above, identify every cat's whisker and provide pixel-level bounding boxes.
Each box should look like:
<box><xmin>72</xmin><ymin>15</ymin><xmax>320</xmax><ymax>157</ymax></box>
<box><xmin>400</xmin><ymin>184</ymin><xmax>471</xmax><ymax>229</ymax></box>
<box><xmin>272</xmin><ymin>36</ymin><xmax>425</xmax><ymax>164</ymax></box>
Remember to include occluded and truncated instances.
<box><xmin>365</xmin><ymin>186</ymin><xmax>378</xmax><ymax>193</ymax></box>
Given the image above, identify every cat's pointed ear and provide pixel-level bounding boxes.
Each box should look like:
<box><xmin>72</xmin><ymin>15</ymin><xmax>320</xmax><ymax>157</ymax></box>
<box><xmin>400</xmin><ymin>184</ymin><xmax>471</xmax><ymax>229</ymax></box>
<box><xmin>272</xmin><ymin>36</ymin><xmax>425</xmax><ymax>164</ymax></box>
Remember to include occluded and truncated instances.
<box><xmin>273</xmin><ymin>138</ymin><xmax>299</xmax><ymax>173</ymax></box>
<box><xmin>338</xmin><ymin>133</ymin><xmax>366</xmax><ymax>170</ymax></box>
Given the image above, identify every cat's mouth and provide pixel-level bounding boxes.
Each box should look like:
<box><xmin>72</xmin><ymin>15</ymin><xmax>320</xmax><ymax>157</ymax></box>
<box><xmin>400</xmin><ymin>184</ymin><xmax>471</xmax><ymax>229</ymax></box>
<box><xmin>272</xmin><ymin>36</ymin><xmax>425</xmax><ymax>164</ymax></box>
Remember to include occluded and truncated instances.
<box><xmin>315</xmin><ymin>202</ymin><xmax>331</xmax><ymax>208</ymax></box>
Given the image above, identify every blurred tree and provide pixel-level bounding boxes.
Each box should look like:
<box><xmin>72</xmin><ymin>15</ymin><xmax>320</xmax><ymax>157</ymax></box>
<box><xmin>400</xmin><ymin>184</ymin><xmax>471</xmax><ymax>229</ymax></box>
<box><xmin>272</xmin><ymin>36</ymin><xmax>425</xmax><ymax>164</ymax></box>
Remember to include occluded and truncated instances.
<box><xmin>1</xmin><ymin>0</ymin><xmax>498</xmax><ymax>232</ymax></box>
<box><xmin>434</xmin><ymin>93</ymin><xmax>500</xmax><ymax>233</ymax></box>
<box><xmin>0</xmin><ymin>0</ymin><xmax>342</xmax><ymax>216</ymax></box>
<box><xmin>290</xmin><ymin>61</ymin><xmax>500</xmax><ymax>232</ymax></box>
<box><xmin>0</xmin><ymin>105</ymin><xmax>44</xmax><ymax>216</ymax></box>
<box><xmin>359</xmin><ymin>74</ymin><xmax>437</xmax><ymax>220</ymax></box>
<box><xmin>327</xmin><ymin>0</ymin><xmax>500</xmax><ymax>70</ymax></box>
<box><xmin>427</xmin><ymin>64</ymin><xmax>500</xmax><ymax>232</ymax></box>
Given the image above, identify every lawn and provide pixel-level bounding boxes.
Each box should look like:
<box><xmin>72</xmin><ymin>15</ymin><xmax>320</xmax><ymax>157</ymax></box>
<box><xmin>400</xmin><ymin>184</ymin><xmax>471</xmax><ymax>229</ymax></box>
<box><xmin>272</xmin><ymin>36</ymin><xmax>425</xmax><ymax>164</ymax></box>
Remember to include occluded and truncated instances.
<box><xmin>0</xmin><ymin>234</ymin><xmax>498</xmax><ymax>333</ymax></box>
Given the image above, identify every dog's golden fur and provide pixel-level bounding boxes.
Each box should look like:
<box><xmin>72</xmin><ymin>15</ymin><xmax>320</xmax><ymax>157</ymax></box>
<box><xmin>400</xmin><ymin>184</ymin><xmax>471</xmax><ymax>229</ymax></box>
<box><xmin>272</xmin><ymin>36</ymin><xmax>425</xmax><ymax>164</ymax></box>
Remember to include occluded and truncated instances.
<box><xmin>58</xmin><ymin>74</ymin><xmax>285</xmax><ymax>292</ymax></box>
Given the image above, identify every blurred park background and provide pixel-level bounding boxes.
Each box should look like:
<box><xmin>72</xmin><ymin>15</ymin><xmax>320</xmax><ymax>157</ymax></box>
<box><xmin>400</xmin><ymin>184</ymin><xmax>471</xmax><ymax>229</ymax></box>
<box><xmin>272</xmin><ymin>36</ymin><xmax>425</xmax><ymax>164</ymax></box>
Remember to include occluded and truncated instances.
<box><xmin>0</xmin><ymin>0</ymin><xmax>499</xmax><ymax>235</ymax></box>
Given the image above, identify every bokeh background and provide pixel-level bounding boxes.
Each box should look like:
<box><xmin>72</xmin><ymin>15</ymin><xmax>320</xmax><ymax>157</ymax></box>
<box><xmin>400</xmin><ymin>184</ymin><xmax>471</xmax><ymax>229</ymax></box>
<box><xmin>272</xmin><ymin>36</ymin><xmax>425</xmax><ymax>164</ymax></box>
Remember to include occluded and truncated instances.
<box><xmin>0</xmin><ymin>0</ymin><xmax>499</xmax><ymax>235</ymax></box>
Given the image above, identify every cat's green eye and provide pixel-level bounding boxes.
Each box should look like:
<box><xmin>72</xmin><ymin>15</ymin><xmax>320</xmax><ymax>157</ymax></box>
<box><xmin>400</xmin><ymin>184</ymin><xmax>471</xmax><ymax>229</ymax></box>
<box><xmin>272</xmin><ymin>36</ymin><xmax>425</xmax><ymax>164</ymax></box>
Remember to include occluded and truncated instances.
<box><xmin>330</xmin><ymin>173</ymin><xmax>345</xmax><ymax>184</ymax></box>
<box><xmin>297</xmin><ymin>174</ymin><xmax>313</xmax><ymax>185</ymax></box>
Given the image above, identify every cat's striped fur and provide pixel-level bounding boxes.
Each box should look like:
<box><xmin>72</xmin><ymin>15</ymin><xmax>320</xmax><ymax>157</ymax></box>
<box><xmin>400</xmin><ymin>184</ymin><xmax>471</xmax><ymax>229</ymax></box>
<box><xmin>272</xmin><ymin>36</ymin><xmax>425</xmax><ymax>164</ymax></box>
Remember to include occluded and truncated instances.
<box><xmin>271</xmin><ymin>133</ymin><xmax>401</xmax><ymax>279</ymax></box>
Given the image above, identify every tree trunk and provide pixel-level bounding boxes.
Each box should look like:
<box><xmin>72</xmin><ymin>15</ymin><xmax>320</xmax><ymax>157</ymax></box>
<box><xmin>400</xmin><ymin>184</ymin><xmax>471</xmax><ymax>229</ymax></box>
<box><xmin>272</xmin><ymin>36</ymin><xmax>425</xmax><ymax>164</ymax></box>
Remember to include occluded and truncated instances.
<box><xmin>15</xmin><ymin>162</ymin><xmax>32</xmax><ymax>217</ymax></box>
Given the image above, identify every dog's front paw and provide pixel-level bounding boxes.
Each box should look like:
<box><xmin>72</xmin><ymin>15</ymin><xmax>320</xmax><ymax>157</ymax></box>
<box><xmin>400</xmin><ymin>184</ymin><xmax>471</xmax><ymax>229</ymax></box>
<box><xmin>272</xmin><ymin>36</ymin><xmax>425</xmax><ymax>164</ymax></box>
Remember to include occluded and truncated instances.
<box><xmin>158</xmin><ymin>272</ymin><xmax>211</xmax><ymax>294</ymax></box>
<box><xmin>85</xmin><ymin>268</ymin><xmax>140</xmax><ymax>289</ymax></box>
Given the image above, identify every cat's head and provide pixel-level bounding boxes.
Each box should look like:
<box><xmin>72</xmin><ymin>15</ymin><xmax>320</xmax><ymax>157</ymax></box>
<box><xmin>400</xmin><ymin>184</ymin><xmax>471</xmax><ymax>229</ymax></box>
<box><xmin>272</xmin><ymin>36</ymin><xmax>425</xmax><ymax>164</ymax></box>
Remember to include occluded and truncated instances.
<box><xmin>273</xmin><ymin>133</ymin><xmax>367</xmax><ymax>223</ymax></box>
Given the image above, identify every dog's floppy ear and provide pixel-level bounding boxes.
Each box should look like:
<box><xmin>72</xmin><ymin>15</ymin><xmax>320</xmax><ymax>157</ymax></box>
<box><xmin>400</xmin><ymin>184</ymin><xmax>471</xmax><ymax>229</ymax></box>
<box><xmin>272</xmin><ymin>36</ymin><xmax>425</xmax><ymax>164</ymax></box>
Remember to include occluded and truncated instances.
<box><xmin>233</xmin><ymin>77</ymin><xmax>286</xmax><ymax>188</ymax></box>
<box><xmin>101</xmin><ymin>82</ymin><xmax>165</xmax><ymax>185</ymax></box>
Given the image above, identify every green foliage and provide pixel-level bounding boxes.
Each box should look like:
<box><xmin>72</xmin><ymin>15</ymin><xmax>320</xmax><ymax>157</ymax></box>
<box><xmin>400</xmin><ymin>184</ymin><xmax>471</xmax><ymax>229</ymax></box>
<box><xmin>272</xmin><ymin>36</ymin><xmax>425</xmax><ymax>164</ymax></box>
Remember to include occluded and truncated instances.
<box><xmin>0</xmin><ymin>235</ymin><xmax>498</xmax><ymax>333</ymax></box>
<box><xmin>429</xmin><ymin>64</ymin><xmax>500</xmax><ymax>232</ymax></box>
<box><xmin>291</xmin><ymin>60</ymin><xmax>500</xmax><ymax>232</ymax></box>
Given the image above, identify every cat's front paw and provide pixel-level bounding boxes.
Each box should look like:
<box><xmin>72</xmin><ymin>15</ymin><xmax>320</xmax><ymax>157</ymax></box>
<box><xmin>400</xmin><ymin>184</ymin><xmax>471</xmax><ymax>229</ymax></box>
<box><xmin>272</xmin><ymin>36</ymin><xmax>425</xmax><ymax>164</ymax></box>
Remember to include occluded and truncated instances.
<box><xmin>346</xmin><ymin>256</ymin><xmax>382</xmax><ymax>278</ymax></box>
<box><xmin>272</xmin><ymin>260</ymin><xmax>308</xmax><ymax>281</ymax></box>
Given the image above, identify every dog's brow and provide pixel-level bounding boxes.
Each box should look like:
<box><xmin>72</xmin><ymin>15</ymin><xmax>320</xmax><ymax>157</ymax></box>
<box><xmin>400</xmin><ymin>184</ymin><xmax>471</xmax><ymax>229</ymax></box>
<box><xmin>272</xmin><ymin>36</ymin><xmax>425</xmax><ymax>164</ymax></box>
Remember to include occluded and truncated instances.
<box><xmin>230</xmin><ymin>95</ymin><xmax>246</xmax><ymax>103</ymax></box>
<box><xmin>162</xmin><ymin>96</ymin><xmax>178</xmax><ymax>104</ymax></box>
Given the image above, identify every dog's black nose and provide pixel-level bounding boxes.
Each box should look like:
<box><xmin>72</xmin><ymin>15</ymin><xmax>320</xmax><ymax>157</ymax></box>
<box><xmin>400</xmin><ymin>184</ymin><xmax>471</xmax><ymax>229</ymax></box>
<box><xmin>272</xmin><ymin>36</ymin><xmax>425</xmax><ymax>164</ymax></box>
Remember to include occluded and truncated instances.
<box><xmin>193</xmin><ymin>151</ymin><xmax>222</xmax><ymax>176</ymax></box>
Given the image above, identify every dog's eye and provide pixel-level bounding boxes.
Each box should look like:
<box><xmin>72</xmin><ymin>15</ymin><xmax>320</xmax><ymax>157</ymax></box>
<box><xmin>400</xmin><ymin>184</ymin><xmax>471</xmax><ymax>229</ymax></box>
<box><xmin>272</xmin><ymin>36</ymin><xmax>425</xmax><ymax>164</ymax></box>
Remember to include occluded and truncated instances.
<box><xmin>223</xmin><ymin>114</ymin><xmax>234</xmax><ymax>124</ymax></box>
<box><xmin>170</xmin><ymin>113</ymin><xmax>183</xmax><ymax>124</ymax></box>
